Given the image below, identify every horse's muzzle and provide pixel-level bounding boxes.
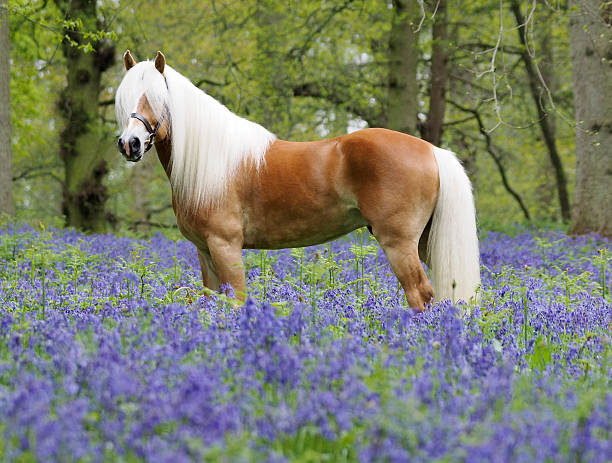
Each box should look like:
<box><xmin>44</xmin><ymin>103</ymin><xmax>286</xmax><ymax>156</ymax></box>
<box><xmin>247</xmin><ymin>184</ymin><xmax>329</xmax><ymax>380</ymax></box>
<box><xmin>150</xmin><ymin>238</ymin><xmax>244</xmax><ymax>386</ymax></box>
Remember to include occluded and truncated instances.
<box><xmin>126</xmin><ymin>153</ymin><xmax>142</xmax><ymax>162</ymax></box>
<box><xmin>117</xmin><ymin>136</ymin><xmax>143</xmax><ymax>162</ymax></box>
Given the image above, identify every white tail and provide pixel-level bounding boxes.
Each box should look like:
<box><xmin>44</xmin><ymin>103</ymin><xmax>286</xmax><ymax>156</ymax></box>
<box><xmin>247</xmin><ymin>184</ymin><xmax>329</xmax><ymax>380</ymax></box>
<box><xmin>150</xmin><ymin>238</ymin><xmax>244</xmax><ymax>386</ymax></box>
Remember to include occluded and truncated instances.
<box><xmin>427</xmin><ymin>147</ymin><xmax>480</xmax><ymax>303</ymax></box>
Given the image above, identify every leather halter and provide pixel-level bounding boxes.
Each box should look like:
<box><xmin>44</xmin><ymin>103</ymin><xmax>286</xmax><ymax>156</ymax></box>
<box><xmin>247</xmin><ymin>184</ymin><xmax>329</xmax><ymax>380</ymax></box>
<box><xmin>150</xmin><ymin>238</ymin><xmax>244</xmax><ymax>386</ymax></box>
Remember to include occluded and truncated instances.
<box><xmin>128</xmin><ymin>75</ymin><xmax>169</xmax><ymax>153</ymax></box>
<box><xmin>130</xmin><ymin>110</ymin><xmax>165</xmax><ymax>153</ymax></box>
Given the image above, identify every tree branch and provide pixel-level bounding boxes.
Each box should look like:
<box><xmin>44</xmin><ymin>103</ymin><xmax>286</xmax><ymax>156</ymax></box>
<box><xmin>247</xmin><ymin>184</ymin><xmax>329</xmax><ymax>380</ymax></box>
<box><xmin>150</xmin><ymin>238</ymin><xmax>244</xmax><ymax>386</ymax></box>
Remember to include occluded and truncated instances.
<box><xmin>286</xmin><ymin>0</ymin><xmax>355</xmax><ymax>60</ymax></box>
<box><xmin>13</xmin><ymin>167</ymin><xmax>64</xmax><ymax>186</ymax></box>
<box><xmin>194</xmin><ymin>77</ymin><xmax>229</xmax><ymax>88</ymax></box>
<box><xmin>122</xmin><ymin>218</ymin><xmax>178</xmax><ymax>230</ymax></box>
<box><xmin>292</xmin><ymin>82</ymin><xmax>383</xmax><ymax>128</ymax></box>
<box><xmin>449</xmin><ymin>100</ymin><xmax>531</xmax><ymax>221</ymax></box>
<box><xmin>510</xmin><ymin>0</ymin><xmax>570</xmax><ymax>222</ymax></box>
<box><xmin>148</xmin><ymin>203</ymin><xmax>173</xmax><ymax>216</ymax></box>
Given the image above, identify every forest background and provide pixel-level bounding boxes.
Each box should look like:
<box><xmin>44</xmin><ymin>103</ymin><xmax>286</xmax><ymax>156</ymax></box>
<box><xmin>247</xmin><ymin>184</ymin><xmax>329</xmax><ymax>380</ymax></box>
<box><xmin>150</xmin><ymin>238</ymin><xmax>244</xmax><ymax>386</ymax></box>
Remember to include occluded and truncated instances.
<box><xmin>1</xmin><ymin>0</ymin><xmax>610</xmax><ymax>236</ymax></box>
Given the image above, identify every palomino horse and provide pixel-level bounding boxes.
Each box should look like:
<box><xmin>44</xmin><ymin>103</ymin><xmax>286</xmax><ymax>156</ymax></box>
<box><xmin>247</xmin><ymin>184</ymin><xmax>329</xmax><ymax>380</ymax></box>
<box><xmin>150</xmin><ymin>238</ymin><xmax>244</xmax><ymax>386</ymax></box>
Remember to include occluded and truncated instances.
<box><xmin>116</xmin><ymin>51</ymin><xmax>480</xmax><ymax>310</ymax></box>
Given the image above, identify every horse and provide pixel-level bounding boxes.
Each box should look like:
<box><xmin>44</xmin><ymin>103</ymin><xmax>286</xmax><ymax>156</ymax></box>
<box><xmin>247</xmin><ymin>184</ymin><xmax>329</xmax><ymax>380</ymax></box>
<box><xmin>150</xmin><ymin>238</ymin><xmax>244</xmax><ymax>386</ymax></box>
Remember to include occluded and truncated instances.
<box><xmin>115</xmin><ymin>51</ymin><xmax>480</xmax><ymax>311</ymax></box>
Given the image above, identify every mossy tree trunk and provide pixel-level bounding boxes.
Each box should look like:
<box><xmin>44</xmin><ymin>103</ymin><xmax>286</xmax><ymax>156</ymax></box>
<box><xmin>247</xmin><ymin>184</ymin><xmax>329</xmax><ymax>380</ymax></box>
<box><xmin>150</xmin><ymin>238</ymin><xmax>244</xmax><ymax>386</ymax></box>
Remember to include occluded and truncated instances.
<box><xmin>56</xmin><ymin>0</ymin><xmax>114</xmax><ymax>232</ymax></box>
<box><xmin>387</xmin><ymin>0</ymin><xmax>420</xmax><ymax>134</ymax></box>
<box><xmin>568</xmin><ymin>0</ymin><xmax>612</xmax><ymax>236</ymax></box>
<box><xmin>0</xmin><ymin>0</ymin><xmax>14</xmax><ymax>216</ymax></box>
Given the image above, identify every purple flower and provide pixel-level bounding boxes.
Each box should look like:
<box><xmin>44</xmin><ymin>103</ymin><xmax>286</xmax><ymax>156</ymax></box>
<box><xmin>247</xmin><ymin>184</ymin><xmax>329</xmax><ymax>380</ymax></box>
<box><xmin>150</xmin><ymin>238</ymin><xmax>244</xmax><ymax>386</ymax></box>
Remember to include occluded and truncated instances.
<box><xmin>0</xmin><ymin>224</ymin><xmax>609</xmax><ymax>460</ymax></box>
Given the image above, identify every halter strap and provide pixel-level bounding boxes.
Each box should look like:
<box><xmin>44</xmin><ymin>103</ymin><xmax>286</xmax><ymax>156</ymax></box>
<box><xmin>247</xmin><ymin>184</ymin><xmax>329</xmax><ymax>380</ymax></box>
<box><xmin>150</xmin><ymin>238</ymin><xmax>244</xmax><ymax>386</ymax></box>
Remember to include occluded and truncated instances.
<box><xmin>130</xmin><ymin>112</ymin><xmax>156</xmax><ymax>134</ymax></box>
<box><xmin>130</xmin><ymin>110</ymin><xmax>165</xmax><ymax>153</ymax></box>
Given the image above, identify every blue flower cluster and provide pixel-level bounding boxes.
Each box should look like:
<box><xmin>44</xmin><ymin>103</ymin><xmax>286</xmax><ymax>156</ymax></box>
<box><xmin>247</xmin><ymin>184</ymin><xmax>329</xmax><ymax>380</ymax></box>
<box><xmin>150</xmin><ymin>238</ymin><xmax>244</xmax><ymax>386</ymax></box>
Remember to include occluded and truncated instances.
<box><xmin>0</xmin><ymin>225</ymin><xmax>610</xmax><ymax>461</ymax></box>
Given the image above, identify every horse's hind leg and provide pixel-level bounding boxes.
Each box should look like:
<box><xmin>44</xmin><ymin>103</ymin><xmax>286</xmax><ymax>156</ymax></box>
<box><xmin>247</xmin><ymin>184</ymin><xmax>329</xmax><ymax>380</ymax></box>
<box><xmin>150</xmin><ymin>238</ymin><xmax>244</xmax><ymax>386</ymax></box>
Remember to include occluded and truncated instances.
<box><xmin>372</xmin><ymin>228</ymin><xmax>434</xmax><ymax>311</ymax></box>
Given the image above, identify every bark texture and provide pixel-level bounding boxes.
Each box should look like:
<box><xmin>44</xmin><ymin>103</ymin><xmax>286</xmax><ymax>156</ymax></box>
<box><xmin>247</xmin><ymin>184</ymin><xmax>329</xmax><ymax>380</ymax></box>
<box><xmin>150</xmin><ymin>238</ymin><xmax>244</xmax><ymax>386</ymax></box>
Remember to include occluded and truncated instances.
<box><xmin>57</xmin><ymin>0</ymin><xmax>114</xmax><ymax>232</ymax></box>
<box><xmin>568</xmin><ymin>0</ymin><xmax>612</xmax><ymax>236</ymax></box>
<box><xmin>387</xmin><ymin>0</ymin><xmax>419</xmax><ymax>134</ymax></box>
<box><xmin>0</xmin><ymin>0</ymin><xmax>14</xmax><ymax>216</ymax></box>
<box><xmin>423</xmin><ymin>0</ymin><xmax>448</xmax><ymax>146</ymax></box>
<box><xmin>533</xmin><ymin>7</ymin><xmax>558</xmax><ymax>211</ymax></box>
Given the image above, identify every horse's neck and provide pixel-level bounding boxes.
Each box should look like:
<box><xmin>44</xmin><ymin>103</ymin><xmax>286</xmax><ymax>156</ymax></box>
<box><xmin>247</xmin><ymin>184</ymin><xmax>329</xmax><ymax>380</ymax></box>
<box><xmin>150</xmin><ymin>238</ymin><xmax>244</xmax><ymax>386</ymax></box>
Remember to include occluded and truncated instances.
<box><xmin>155</xmin><ymin>137</ymin><xmax>172</xmax><ymax>178</ymax></box>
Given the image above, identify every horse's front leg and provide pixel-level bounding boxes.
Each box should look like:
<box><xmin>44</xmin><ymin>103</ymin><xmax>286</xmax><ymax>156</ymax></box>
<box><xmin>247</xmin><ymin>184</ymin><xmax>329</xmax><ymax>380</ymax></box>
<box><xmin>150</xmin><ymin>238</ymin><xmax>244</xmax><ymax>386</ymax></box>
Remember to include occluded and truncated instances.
<box><xmin>205</xmin><ymin>235</ymin><xmax>247</xmax><ymax>301</ymax></box>
<box><xmin>197</xmin><ymin>248</ymin><xmax>220</xmax><ymax>292</ymax></box>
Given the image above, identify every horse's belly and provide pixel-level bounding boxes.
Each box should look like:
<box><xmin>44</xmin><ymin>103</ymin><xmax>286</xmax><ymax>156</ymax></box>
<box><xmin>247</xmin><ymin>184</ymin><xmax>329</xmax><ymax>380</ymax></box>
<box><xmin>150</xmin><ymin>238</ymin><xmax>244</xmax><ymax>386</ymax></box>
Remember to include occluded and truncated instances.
<box><xmin>242</xmin><ymin>203</ymin><xmax>367</xmax><ymax>249</ymax></box>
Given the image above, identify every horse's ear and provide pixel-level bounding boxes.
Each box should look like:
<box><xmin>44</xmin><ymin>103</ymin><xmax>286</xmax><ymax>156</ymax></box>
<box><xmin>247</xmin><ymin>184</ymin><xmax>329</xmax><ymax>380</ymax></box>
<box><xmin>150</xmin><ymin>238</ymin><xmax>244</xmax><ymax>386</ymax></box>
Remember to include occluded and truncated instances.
<box><xmin>154</xmin><ymin>51</ymin><xmax>165</xmax><ymax>74</ymax></box>
<box><xmin>123</xmin><ymin>50</ymin><xmax>137</xmax><ymax>70</ymax></box>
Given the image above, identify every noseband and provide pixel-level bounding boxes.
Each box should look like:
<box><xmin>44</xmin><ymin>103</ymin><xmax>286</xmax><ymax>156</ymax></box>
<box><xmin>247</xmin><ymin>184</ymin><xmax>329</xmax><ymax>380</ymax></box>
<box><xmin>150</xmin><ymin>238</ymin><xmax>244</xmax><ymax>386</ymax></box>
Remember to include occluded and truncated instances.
<box><xmin>130</xmin><ymin>110</ymin><xmax>165</xmax><ymax>153</ymax></box>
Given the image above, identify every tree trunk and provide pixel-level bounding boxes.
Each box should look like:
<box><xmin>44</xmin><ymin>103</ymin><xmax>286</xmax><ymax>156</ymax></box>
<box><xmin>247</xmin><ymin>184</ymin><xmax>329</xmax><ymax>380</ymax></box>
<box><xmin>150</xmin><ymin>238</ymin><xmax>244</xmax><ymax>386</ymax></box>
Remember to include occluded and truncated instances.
<box><xmin>510</xmin><ymin>0</ymin><xmax>571</xmax><ymax>222</ymax></box>
<box><xmin>57</xmin><ymin>0</ymin><xmax>114</xmax><ymax>232</ymax></box>
<box><xmin>423</xmin><ymin>0</ymin><xmax>448</xmax><ymax>146</ymax></box>
<box><xmin>387</xmin><ymin>0</ymin><xmax>420</xmax><ymax>134</ymax></box>
<box><xmin>568</xmin><ymin>0</ymin><xmax>612</xmax><ymax>236</ymax></box>
<box><xmin>0</xmin><ymin>0</ymin><xmax>14</xmax><ymax>216</ymax></box>
<box><xmin>537</xmin><ymin>7</ymin><xmax>556</xmax><ymax>137</ymax></box>
<box><xmin>533</xmin><ymin>6</ymin><xmax>558</xmax><ymax>211</ymax></box>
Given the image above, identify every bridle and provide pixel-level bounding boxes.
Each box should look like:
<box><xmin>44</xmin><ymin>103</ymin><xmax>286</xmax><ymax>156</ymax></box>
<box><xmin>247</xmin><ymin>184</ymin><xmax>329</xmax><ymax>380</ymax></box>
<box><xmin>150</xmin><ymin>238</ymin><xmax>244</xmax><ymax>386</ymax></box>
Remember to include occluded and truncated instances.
<box><xmin>129</xmin><ymin>110</ymin><xmax>165</xmax><ymax>153</ymax></box>
<box><xmin>129</xmin><ymin>76</ymin><xmax>169</xmax><ymax>153</ymax></box>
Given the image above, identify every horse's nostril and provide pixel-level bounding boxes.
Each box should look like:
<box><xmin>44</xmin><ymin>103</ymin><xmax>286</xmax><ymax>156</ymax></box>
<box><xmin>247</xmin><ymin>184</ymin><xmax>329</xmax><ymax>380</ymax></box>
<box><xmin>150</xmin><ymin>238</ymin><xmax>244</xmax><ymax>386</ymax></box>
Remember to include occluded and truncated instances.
<box><xmin>117</xmin><ymin>137</ymin><xmax>125</xmax><ymax>153</ymax></box>
<box><xmin>129</xmin><ymin>137</ymin><xmax>141</xmax><ymax>153</ymax></box>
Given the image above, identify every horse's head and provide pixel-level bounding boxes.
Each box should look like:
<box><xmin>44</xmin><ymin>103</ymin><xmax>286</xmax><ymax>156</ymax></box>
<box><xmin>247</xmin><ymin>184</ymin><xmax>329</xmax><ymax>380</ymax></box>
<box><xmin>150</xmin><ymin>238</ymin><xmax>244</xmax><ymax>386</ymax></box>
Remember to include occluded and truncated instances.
<box><xmin>115</xmin><ymin>50</ymin><xmax>169</xmax><ymax>162</ymax></box>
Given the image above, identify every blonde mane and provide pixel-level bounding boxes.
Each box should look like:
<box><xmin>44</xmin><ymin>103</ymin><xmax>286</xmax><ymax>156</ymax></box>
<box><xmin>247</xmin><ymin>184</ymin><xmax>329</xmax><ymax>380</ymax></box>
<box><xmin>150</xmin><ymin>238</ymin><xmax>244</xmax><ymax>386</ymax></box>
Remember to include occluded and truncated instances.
<box><xmin>115</xmin><ymin>61</ymin><xmax>276</xmax><ymax>210</ymax></box>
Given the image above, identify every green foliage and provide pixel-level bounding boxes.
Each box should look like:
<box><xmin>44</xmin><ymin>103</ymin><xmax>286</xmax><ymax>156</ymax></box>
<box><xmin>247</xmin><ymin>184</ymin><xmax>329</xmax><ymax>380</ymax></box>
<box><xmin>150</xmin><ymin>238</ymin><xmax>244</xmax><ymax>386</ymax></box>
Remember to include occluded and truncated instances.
<box><xmin>9</xmin><ymin>0</ymin><xmax>578</xmax><ymax>228</ymax></box>
<box><xmin>9</xmin><ymin>1</ymin><xmax>65</xmax><ymax>221</ymax></box>
<box><xmin>272</xmin><ymin>425</ymin><xmax>357</xmax><ymax>462</ymax></box>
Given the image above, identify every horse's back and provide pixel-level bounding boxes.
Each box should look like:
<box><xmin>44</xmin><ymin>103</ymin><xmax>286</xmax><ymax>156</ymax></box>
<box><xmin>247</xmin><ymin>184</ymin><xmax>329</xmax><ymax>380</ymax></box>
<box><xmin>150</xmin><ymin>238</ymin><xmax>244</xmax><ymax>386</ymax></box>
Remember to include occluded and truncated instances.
<box><xmin>238</xmin><ymin>128</ymin><xmax>439</xmax><ymax>248</ymax></box>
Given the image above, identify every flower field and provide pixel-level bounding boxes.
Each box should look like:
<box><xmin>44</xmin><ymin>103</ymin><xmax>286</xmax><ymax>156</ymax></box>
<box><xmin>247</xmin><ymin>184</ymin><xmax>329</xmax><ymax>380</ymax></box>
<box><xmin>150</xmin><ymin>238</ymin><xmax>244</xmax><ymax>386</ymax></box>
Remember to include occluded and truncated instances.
<box><xmin>0</xmin><ymin>223</ymin><xmax>610</xmax><ymax>462</ymax></box>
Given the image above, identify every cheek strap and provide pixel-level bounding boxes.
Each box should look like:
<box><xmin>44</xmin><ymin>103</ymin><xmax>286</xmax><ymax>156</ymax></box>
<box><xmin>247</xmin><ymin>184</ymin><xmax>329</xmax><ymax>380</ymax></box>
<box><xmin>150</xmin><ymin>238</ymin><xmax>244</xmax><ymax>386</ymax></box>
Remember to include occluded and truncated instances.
<box><xmin>129</xmin><ymin>110</ymin><xmax>165</xmax><ymax>153</ymax></box>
